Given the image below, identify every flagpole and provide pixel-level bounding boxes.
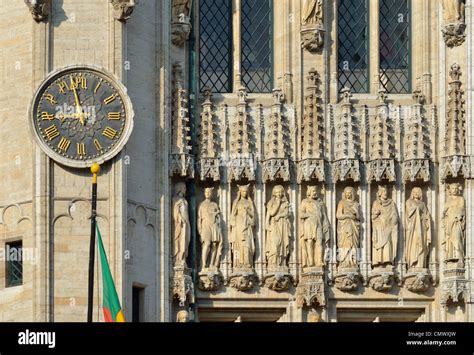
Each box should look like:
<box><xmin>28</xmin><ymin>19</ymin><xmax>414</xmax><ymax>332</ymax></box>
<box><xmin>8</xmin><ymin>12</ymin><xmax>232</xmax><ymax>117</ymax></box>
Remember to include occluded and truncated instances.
<box><xmin>88</xmin><ymin>163</ymin><xmax>100</xmax><ymax>322</ymax></box>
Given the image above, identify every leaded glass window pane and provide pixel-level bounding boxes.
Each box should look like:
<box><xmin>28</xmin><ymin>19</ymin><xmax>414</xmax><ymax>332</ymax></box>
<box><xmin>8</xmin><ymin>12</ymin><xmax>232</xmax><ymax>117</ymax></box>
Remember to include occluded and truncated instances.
<box><xmin>241</xmin><ymin>0</ymin><xmax>273</xmax><ymax>93</ymax></box>
<box><xmin>379</xmin><ymin>0</ymin><xmax>411</xmax><ymax>94</ymax></box>
<box><xmin>199</xmin><ymin>0</ymin><xmax>233</xmax><ymax>93</ymax></box>
<box><xmin>338</xmin><ymin>0</ymin><xmax>369</xmax><ymax>93</ymax></box>
<box><xmin>6</xmin><ymin>241</ymin><xmax>22</xmax><ymax>287</ymax></box>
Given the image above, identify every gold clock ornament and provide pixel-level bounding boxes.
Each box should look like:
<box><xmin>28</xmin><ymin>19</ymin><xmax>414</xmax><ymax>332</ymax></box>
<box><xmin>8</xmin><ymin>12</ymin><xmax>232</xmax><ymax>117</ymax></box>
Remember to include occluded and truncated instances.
<box><xmin>29</xmin><ymin>65</ymin><xmax>134</xmax><ymax>168</ymax></box>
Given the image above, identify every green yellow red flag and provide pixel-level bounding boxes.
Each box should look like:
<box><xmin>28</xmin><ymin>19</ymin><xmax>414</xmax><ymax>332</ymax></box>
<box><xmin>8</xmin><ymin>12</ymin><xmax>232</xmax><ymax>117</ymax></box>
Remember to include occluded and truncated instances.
<box><xmin>97</xmin><ymin>224</ymin><xmax>125</xmax><ymax>322</ymax></box>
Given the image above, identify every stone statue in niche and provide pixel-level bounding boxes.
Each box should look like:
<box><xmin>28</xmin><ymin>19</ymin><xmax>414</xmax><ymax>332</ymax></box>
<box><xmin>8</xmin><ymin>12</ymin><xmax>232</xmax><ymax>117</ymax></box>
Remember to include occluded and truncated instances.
<box><xmin>441</xmin><ymin>0</ymin><xmax>466</xmax><ymax>47</ymax></box>
<box><xmin>299</xmin><ymin>186</ymin><xmax>330</xmax><ymax>269</ymax></box>
<box><xmin>300</xmin><ymin>0</ymin><xmax>324</xmax><ymax>51</ymax></box>
<box><xmin>198</xmin><ymin>188</ymin><xmax>223</xmax><ymax>271</ymax></box>
<box><xmin>371</xmin><ymin>186</ymin><xmax>398</xmax><ymax>268</ymax></box>
<box><xmin>173</xmin><ymin>0</ymin><xmax>192</xmax><ymax>22</ymax></box>
<box><xmin>230</xmin><ymin>185</ymin><xmax>256</xmax><ymax>270</ymax></box>
<box><xmin>442</xmin><ymin>183</ymin><xmax>466</xmax><ymax>267</ymax></box>
<box><xmin>302</xmin><ymin>0</ymin><xmax>323</xmax><ymax>25</ymax></box>
<box><xmin>176</xmin><ymin>310</ymin><xmax>190</xmax><ymax>322</ymax></box>
<box><xmin>173</xmin><ymin>182</ymin><xmax>191</xmax><ymax>267</ymax></box>
<box><xmin>405</xmin><ymin>187</ymin><xmax>431</xmax><ymax>269</ymax></box>
<box><xmin>442</xmin><ymin>0</ymin><xmax>465</xmax><ymax>23</ymax></box>
<box><xmin>336</xmin><ymin>187</ymin><xmax>361</xmax><ymax>269</ymax></box>
<box><xmin>265</xmin><ymin>186</ymin><xmax>292</xmax><ymax>270</ymax></box>
<box><xmin>172</xmin><ymin>0</ymin><xmax>192</xmax><ymax>46</ymax></box>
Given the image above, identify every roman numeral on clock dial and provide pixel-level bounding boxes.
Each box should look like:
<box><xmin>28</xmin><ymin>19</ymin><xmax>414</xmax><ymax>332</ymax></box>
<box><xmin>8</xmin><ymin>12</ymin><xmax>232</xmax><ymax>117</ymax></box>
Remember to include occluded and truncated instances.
<box><xmin>44</xmin><ymin>125</ymin><xmax>59</xmax><ymax>140</ymax></box>
<box><xmin>102</xmin><ymin>127</ymin><xmax>117</xmax><ymax>140</ymax></box>
<box><xmin>58</xmin><ymin>137</ymin><xmax>71</xmax><ymax>153</ymax></box>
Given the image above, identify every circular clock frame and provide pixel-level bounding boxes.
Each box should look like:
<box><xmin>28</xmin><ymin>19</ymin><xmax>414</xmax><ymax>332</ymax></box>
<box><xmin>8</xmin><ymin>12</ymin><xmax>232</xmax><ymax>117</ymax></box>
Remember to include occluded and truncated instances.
<box><xmin>28</xmin><ymin>65</ymin><xmax>134</xmax><ymax>168</ymax></box>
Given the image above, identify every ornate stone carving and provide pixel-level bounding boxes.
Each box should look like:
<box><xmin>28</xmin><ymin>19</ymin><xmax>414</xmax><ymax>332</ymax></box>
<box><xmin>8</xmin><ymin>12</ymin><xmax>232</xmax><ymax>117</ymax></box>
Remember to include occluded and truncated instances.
<box><xmin>334</xmin><ymin>272</ymin><xmax>361</xmax><ymax>292</ymax></box>
<box><xmin>301</xmin><ymin>0</ymin><xmax>325</xmax><ymax>51</ymax></box>
<box><xmin>297</xmin><ymin>160</ymin><xmax>326</xmax><ymax>184</ymax></box>
<box><xmin>368</xmin><ymin>272</ymin><xmax>396</xmax><ymax>292</ymax></box>
<box><xmin>172</xmin><ymin>266</ymin><xmax>194</xmax><ymax>305</ymax></box>
<box><xmin>176</xmin><ymin>310</ymin><xmax>190</xmax><ymax>322</ymax></box>
<box><xmin>442</xmin><ymin>183</ymin><xmax>466</xmax><ymax>268</ymax></box>
<box><xmin>441</xmin><ymin>64</ymin><xmax>468</xmax><ymax>182</ymax></box>
<box><xmin>170</xmin><ymin>63</ymin><xmax>194</xmax><ymax>178</ymax></box>
<box><xmin>441</xmin><ymin>276</ymin><xmax>469</xmax><ymax>305</ymax></box>
<box><xmin>198</xmin><ymin>270</ymin><xmax>223</xmax><ymax>292</ymax></box>
<box><xmin>332</xmin><ymin>159</ymin><xmax>361</xmax><ymax>182</ymax></box>
<box><xmin>336</xmin><ymin>187</ymin><xmax>361</xmax><ymax>270</ymax></box>
<box><xmin>440</xmin><ymin>155</ymin><xmax>470</xmax><ymax>181</ymax></box>
<box><xmin>229</xmin><ymin>87</ymin><xmax>255</xmax><ymax>181</ymax></box>
<box><xmin>367</xmin><ymin>90</ymin><xmax>396</xmax><ymax>182</ymax></box>
<box><xmin>302</xmin><ymin>0</ymin><xmax>323</xmax><ymax>25</ymax></box>
<box><xmin>228</xmin><ymin>272</ymin><xmax>257</xmax><ymax>291</ymax></box>
<box><xmin>371</xmin><ymin>186</ymin><xmax>398</xmax><ymax>268</ymax></box>
<box><xmin>265</xmin><ymin>186</ymin><xmax>292</xmax><ymax>270</ymax></box>
<box><xmin>230</xmin><ymin>185</ymin><xmax>256</xmax><ymax>270</ymax></box>
<box><xmin>263</xmin><ymin>273</ymin><xmax>294</xmax><ymax>292</ymax></box>
<box><xmin>110</xmin><ymin>0</ymin><xmax>136</xmax><ymax>22</ymax></box>
<box><xmin>262</xmin><ymin>89</ymin><xmax>290</xmax><ymax>182</ymax></box>
<box><xmin>296</xmin><ymin>270</ymin><xmax>326</xmax><ymax>308</ymax></box>
<box><xmin>24</xmin><ymin>0</ymin><xmax>49</xmax><ymax>23</ymax></box>
<box><xmin>405</xmin><ymin>187</ymin><xmax>431</xmax><ymax>270</ymax></box>
<box><xmin>172</xmin><ymin>0</ymin><xmax>192</xmax><ymax>46</ymax></box>
<box><xmin>197</xmin><ymin>188</ymin><xmax>224</xmax><ymax>291</ymax></box>
<box><xmin>300</xmin><ymin>186</ymin><xmax>329</xmax><ymax>270</ymax></box>
<box><xmin>198</xmin><ymin>188</ymin><xmax>223</xmax><ymax>271</ymax></box>
<box><xmin>403</xmin><ymin>270</ymin><xmax>432</xmax><ymax>293</ymax></box>
<box><xmin>403</xmin><ymin>90</ymin><xmax>431</xmax><ymax>182</ymax></box>
<box><xmin>333</xmin><ymin>88</ymin><xmax>361</xmax><ymax>182</ymax></box>
<box><xmin>298</xmin><ymin>69</ymin><xmax>326</xmax><ymax>183</ymax></box>
<box><xmin>172</xmin><ymin>183</ymin><xmax>191</xmax><ymax>268</ymax></box>
<box><xmin>264</xmin><ymin>186</ymin><xmax>292</xmax><ymax>291</ymax></box>
<box><xmin>335</xmin><ymin>187</ymin><xmax>362</xmax><ymax>291</ymax></box>
<box><xmin>198</xmin><ymin>89</ymin><xmax>220</xmax><ymax>181</ymax></box>
<box><xmin>402</xmin><ymin>160</ymin><xmax>431</xmax><ymax>183</ymax></box>
<box><xmin>441</xmin><ymin>0</ymin><xmax>466</xmax><ymax>47</ymax></box>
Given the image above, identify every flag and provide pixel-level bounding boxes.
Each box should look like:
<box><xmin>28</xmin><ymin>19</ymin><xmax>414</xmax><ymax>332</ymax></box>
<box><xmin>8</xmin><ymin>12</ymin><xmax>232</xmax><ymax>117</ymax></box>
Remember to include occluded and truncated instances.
<box><xmin>97</xmin><ymin>224</ymin><xmax>125</xmax><ymax>323</ymax></box>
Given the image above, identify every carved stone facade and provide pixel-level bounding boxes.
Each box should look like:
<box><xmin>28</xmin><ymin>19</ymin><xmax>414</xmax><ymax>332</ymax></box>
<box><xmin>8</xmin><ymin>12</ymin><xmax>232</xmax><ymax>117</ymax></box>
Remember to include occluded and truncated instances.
<box><xmin>170</xmin><ymin>63</ymin><xmax>194</xmax><ymax>178</ymax></box>
<box><xmin>24</xmin><ymin>0</ymin><xmax>49</xmax><ymax>22</ymax></box>
<box><xmin>110</xmin><ymin>0</ymin><xmax>136</xmax><ymax>22</ymax></box>
<box><xmin>2</xmin><ymin>0</ymin><xmax>474</xmax><ymax>324</ymax></box>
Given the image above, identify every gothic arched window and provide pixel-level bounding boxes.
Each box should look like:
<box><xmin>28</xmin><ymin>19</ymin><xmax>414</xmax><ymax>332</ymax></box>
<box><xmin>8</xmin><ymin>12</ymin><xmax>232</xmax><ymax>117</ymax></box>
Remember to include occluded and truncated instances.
<box><xmin>199</xmin><ymin>0</ymin><xmax>233</xmax><ymax>93</ymax></box>
<box><xmin>241</xmin><ymin>0</ymin><xmax>273</xmax><ymax>93</ymax></box>
<box><xmin>379</xmin><ymin>0</ymin><xmax>411</xmax><ymax>94</ymax></box>
<box><xmin>338</xmin><ymin>0</ymin><xmax>370</xmax><ymax>93</ymax></box>
<box><xmin>338</xmin><ymin>0</ymin><xmax>412</xmax><ymax>94</ymax></box>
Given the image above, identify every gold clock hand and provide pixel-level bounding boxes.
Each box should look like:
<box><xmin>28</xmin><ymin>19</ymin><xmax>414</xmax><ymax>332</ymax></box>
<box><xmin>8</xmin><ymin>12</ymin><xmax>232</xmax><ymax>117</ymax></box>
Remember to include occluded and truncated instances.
<box><xmin>72</xmin><ymin>85</ymin><xmax>86</xmax><ymax>126</ymax></box>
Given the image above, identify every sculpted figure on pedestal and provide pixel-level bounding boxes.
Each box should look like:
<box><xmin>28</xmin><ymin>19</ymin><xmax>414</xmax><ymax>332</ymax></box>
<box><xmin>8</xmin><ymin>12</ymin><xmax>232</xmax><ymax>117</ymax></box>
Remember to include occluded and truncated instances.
<box><xmin>405</xmin><ymin>188</ymin><xmax>431</xmax><ymax>269</ymax></box>
<box><xmin>302</xmin><ymin>0</ymin><xmax>323</xmax><ymax>25</ymax></box>
<box><xmin>442</xmin><ymin>183</ymin><xmax>466</xmax><ymax>266</ymax></box>
<box><xmin>336</xmin><ymin>187</ymin><xmax>361</xmax><ymax>269</ymax></box>
<box><xmin>441</xmin><ymin>0</ymin><xmax>465</xmax><ymax>23</ymax></box>
<box><xmin>176</xmin><ymin>310</ymin><xmax>190</xmax><ymax>322</ymax></box>
<box><xmin>299</xmin><ymin>186</ymin><xmax>330</xmax><ymax>269</ymax></box>
<box><xmin>173</xmin><ymin>0</ymin><xmax>192</xmax><ymax>22</ymax></box>
<box><xmin>173</xmin><ymin>182</ymin><xmax>191</xmax><ymax>267</ymax></box>
<box><xmin>198</xmin><ymin>188</ymin><xmax>223</xmax><ymax>271</ymax></box>
<box><xmin>371</xmin><ymin>186</ymin><xmax>398</xmax><ymax>268</ymax></box>
<box><xmin>265</xmin><ymin>186</ymin><xmax>292</xmax><ymax>269</ymax></box>
<box><xmin>230</xmin><ymin>185</ymin><xmax>256</xmax><ymax>270</ymax></box>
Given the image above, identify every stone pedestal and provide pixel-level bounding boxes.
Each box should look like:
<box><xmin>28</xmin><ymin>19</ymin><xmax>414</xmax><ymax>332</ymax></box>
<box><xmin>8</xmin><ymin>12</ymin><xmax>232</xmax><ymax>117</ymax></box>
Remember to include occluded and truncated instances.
<box><xmin>403</xmin><ymin>268</ymin><xmax>432</xmax><ymax>293</ymax></box>
<box><xmin>296</xmin><ymin>269</ymin><xmax>326</xmax><ymax>308</ymax></box>
<box><xmin>334</xmin><ymin>269</ymin><xmax>361</xmax><ymax>292</ymax></box>
<box><xmin>198</xmin><ymin>269</ymin><xmax>223</xmax><ymax>292</ymax></box>
<box><xmin>172</xmin><ymin>266</ymin><xmax>194</xmax><ymax>306</ymax></box>
<box><xmin>228</xmin><ymin>269</ymin><xmax>257</xmax><ymax>292</ymax></box>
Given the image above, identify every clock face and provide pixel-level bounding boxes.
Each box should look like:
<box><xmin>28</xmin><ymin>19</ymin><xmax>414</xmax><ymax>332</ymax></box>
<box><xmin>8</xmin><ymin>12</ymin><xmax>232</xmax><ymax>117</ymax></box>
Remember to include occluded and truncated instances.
<box><xmin>30</xmin><ymin>66</ymin><xmax>134</xmax><ymax>168</ymax></box>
